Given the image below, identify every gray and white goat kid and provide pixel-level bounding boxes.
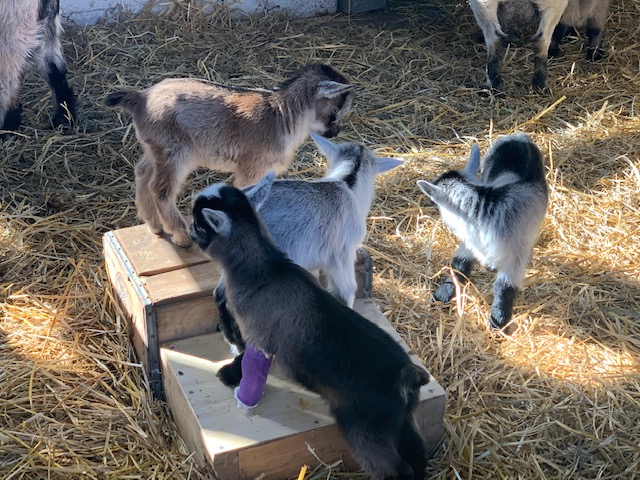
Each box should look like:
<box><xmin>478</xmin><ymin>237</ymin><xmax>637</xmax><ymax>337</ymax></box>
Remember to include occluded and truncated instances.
<box><xmin>469</xmin><ymin>0</ymin><xmax>611</xmax><ymax>90</ymax></box>
<box><xmin>1</xmin><ymin>0</ymin><xmax>76</xmax><ymax>135</ymax></box>
<box><xmin>190</xmin><ymin>182</ymin><xmax>430</xmax><ymax>480</ymax></box>
<box><xmin>417</xmin><ymin>133</ymin><xmax>548</xmax><ymax>331</ymax></box>
<box><xmin>211</xmin><ymin>133</ymin><xmax>403</xmax><ymax>386</ymax></box>
<box><xmin>105</xmin><ymin>63</ymin><xmax>354</xmax><ymax>247</ymax></box>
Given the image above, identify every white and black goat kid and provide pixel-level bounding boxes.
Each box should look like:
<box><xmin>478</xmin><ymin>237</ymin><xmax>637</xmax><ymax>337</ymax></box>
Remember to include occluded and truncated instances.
<box><xmin>190</xmin><ymin>181</ymin><xmax>430</xmax><ymax>480</ymax></box>
<box><xmin>469</xmin><ymin>0</ymin><xmax>611</xmax><ymax>90</ymax></box>
<box><xmin>417</xmin><ymin>133</ymin><xmax>548</xmax><ymax>330</ymax></box>
<box><xmin>0</xmin><ymin>0</ymin><xmax>76</xmax><ymax>135</ymax></box>
<box><xmin>105</xmin><ymin>63</ymin><xmax>354</xmax><ymax>247</ymax></box>
<box><xmin>212</xmin><ymin>133</ymin><xmax>403</xmax><ymax>387</ymax></box>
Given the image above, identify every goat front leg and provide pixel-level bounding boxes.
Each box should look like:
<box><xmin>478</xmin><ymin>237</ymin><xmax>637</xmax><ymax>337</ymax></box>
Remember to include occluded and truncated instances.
<box><xmin>214</xmin><ymin>281</ymin><xmax>246</xmax><ymax>388</ymax></box>
<box><xmin>324</xmin><ymin>256</ymin><xmax>358</xmax><ymax>308</ymax></box>
<box><xmin>532</xmin><ymin>6</ymin><xmax>565</xmax><ymax>90</ymax></box>
<box><xmin>485</xmin><ymin>38</ymin><xmax>505</xmax><ymax>90</ymax></box>
<box><xmin>585</xmin><ymin>17</ymin><xmax>606</xmax><ymax>61</ymax></box>
<box><xmin>434</xmin><ymin>243</ymin><xmax>476</xmax><ymax>303</ymax></box>
<box><xmin>0</xmin><ymin>72</ymin><xmax>23</xmax><ymax>135</ymax></box>
<box><xmin>548</xmin><ymin>23</ymin><xmax>570</xmax><ymax>58</ymax></box>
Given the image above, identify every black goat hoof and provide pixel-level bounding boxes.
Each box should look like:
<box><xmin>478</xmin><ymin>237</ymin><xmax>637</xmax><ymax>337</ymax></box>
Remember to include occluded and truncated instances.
<box><xmin>217</xmin><ymin>357</ymin><xmax>243</xmax><ymax>388</ymax></box>
<box><xmin>432</xmin><ymin>282</ymin><xmax>455</xmax><ymax>303</ymax></box>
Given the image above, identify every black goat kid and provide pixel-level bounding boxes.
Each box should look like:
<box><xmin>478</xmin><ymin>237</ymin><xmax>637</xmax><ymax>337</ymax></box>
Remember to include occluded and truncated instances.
<box><xmin>190</xmin><ymin>182</ymin><xmax>429</xmax><ymax>480</ymax></box>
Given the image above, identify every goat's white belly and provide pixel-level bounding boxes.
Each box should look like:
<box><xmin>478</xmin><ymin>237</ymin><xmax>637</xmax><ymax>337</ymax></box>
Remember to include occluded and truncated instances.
<box><xmin>444</xmin><ymin>216</ymin><xmax>509</xmax><ymax>269</ymax></box>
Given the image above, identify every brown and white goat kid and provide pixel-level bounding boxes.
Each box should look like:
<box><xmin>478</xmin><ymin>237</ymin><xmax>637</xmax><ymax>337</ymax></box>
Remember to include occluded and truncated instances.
<box><xmin>0</xmin><ymin>0</ymin><xmax>76</xmax><ymax>135</ymax></box>
<box><xmin>105</xmin><ymin>64</ymin><xmax>355</xmax><ymax>247</ymax></box>
<box><xmin>469</xmin><ymin>0</ymin><xmax>611</xmax><ymax>90</ymax></box>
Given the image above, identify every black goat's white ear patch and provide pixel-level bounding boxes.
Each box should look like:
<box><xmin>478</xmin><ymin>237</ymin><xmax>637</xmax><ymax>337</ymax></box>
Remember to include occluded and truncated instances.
<box><xmin>201</xmin><ymin>208</ymin><xmax>232</xmax><ymax>236</ymax></box>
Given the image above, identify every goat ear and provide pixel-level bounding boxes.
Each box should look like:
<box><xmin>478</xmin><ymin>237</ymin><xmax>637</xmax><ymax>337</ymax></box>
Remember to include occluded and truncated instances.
<box><xmin>417</xmin><ymin>180</ymin><xmax>442</xmax><ymax>201</ymax></box>
<box><xmin>310</xmin><ymin>131</ymin><xmax>339</xmax><ymax>159</ymax></box>
<box><xmin>462</xmin><ymin>144</ymin><xmax>481</xmax><ymax>178</ymax></box>
<box><xmin>201</xmin><ymin>208</ymin><xmax>232</xmax><ymax>237</ymax></box>
<box><xmin>245</xmin><ymin>170</ymin><xmax>275</xmax><ymax>211</ymax></box>
<box><xmin>316</xmin><ymin>81</ymin><xmax>354</xmax><ymax>99</ymax></box>
<box><xmin>376</xmin><ymin>157</ymin><xmax>404</xmax><ymax>174</ymax></box>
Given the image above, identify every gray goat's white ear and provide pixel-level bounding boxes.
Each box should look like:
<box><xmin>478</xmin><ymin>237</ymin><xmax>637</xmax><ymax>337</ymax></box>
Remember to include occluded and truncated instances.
<box><xmin>376</xmin><ymin>157</ymin><xmax>404</xmax><ymax>174</ymax></box>
<box><xmin>245</xmin><ymin>171</ymin><xmax>275</xmax><ymax>211</ymax></box>
<box><xmin>463</xmin><ymin>144</ymin><xmax>481</xmax><ymax>178</ymax></box>
<box><xmin>417</xmin><ymin>180</ymin><xmax>442</xmax><ymax>201</ymax></box>
<box><xmin>201</xmin><ymin>208</ymin><xmax>232</xmax><ymax>237</ymax></box>
<box><xmin>310</xmin><ymin>131</ymin><xmax>339</xmax><ymax>159</ymax></box>
<box><xmin>316</xmin><ymin>81</ymin><xmax>354</xmax><ymax>99</ymax></box>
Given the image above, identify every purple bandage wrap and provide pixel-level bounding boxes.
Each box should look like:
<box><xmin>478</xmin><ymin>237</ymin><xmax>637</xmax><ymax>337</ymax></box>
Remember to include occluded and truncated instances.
<box><xmin>234</xmin><ymin>344</ymin><xmax>272</xmax><ymax>409</ymax></box>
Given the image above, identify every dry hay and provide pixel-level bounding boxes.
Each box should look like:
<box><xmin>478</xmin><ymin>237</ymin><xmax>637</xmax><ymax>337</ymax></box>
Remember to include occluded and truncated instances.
<box><xmin>1</xmin><ymin>0</ymin><xmax>639</xmax><ymax>478</ymax></box>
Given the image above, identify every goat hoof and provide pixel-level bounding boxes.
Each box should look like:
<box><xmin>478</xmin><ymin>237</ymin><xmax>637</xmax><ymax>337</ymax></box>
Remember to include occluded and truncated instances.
<box><xmin>531</xmin><ymin>76</ymin><xmax>547</xmax><ymax>92</ymax></box>
<box><xmin>587</xmin><ymin>48</ymin><xmax>605</xmax><ymax>62</ymax></box>
<box><xmin>218</xmin><ymin>361</ymin><xmax>243</xmax><ymax>388</ymax></box>
<box><xmin>145</xmin><ymin>223</ymin><xmax>164</xmax><ymax>236</ymax></box>
<box><xmin>488</xmin><ymin>315</ymin><xmax>516</xmax><ymax>335</ymax></box>
<box><xmin>52</xmin><ymin>112</ymin><xmax>75</xmax><ymax>129</ymax></box>
<box><xmin>548</xmin><ymin>46</ymin><xmax>561</xmax><ymax>59</ymax></box>
<box><xmin>172</xmin><ymin>231</ymin><xmax>193</xmax><ymax>248</ymax></box>
<box><xmin>432</xmin><ymin>282</ymin><xmax>455</xmax><ymax>303</ymax></box>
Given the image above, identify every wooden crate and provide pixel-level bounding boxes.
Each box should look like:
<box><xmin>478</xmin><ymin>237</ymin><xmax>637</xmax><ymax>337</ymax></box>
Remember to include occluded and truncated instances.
<box><xmin>161</xmin><ymin>299</ymin><xmax>446</xmax><ymax>480</ymax></box>
<box><xmin>103</xmin><ymin>224</ymin><xmax>373</xmax><ymax>398</ymax></box>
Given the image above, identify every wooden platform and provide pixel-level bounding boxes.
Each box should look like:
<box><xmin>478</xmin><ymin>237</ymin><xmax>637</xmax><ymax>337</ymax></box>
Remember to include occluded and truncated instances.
<box><xmin>161</xmin><ymin>299</ymin><xmax>446</xmax><ymax>480</ymax></box>
<box><xmin>103</xmin><ymin>224</ymin><xmax>372</xmax><ymax>398</ymax></box>
<box><xmin>103</xmin><ymin>224</ymin><xmax>446</xmax><ymax>478</ymax></box>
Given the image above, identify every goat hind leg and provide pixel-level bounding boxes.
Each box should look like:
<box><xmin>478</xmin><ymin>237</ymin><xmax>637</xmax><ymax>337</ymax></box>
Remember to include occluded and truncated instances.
<box><xmin>334</xmin><ymin>407</ymin><xmax>409</xmax><ymax>480</ymax></box>
<box><xmin>398</xmin><ymin>416</ymin><xmax>427</xmax><ymax>480</ymax></box>
<box><xmin>135</xmin><ymin>153</ymin><xmax>164</xmax><ymax>235</ymax></box>
<box><xmin>489</xmin><ymin>265</ymin><xmax>524</xmax><ymax>331</ymax></box>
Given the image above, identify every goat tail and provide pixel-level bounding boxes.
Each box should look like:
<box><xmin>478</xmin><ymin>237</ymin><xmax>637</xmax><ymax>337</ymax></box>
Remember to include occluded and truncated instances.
<box><xmin>401</xmin><ymin>363</ymin><xmax>430</xmax><ymax>391</ymax></box>
<box><xmin>104</xmin><ymin>88</ymin><xmax>143</xmax><ymax>114</ymax></box>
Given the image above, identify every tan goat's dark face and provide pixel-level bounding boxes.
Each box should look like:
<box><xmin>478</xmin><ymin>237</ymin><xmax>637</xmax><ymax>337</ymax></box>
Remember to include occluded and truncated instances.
<box><xmin>313</xmin><ymin>89</ymin><xmax>355</xmax><ymax>138</ymax></box>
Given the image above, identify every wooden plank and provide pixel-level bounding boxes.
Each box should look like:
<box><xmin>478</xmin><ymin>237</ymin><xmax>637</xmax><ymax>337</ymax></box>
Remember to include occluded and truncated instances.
<box><xmin>142</xmin><ymin>261</ymin><xmax>222</xmax><ymax>305</ymax></box>
<box><xmin>161</xmin><ymin>299</ymin><xmax>446</xmax><ymax>479</ymax></box>
<box><xmin>155</xmin><ymin>297</ymin><xmax>219</xmax><ymax>344</ymax></box>
<box><xmin>104</xmin><ymin>233</ymin><xmax>160</xmax><ymax>394</ymax></box>
<box><xmin>235</xmin><ymin>424</ymin><xmax>359</xmax><ymax>479</ymax></box>
<box><xmin>113</xmin><ymin>223</ymin><xmax>210</xmax><ymax>277</ymax></box>
<box><xmin>162</xmin><ymin>337</ymin><xmax>232</xmax><ymax>474</ymax></box>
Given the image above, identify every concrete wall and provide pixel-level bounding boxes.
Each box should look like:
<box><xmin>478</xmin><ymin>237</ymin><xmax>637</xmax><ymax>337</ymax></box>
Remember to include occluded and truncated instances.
<box><xmin>61</xmin><ymin>0</ymin><xmax>337</xmax><ymax>25</ymax></box>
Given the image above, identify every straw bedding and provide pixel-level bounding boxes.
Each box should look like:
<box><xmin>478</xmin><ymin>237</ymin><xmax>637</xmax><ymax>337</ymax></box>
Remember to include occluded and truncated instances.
<box><xmin>1</xmin><ymin>0</ymin><xmax>639</xmax><ymax>478</ymax></box>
